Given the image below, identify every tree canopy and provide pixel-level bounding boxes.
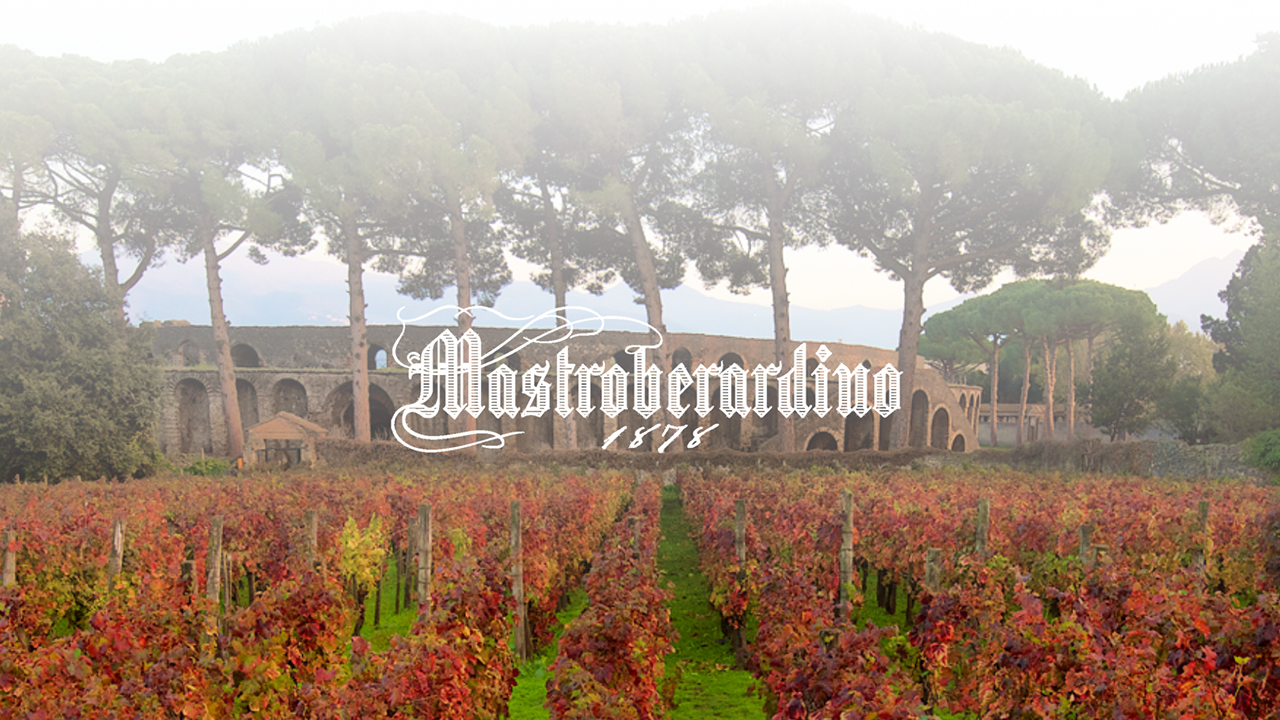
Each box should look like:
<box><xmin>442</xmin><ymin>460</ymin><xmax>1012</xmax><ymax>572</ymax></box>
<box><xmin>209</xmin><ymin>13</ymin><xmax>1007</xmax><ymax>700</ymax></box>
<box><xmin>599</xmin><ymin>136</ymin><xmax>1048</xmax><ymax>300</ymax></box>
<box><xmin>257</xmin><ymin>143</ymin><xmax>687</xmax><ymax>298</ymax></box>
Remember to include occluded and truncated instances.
<box><xmin>0</xmin><ymin>222</ymin><xmax>162</xmax><ymax>479</ymax></box>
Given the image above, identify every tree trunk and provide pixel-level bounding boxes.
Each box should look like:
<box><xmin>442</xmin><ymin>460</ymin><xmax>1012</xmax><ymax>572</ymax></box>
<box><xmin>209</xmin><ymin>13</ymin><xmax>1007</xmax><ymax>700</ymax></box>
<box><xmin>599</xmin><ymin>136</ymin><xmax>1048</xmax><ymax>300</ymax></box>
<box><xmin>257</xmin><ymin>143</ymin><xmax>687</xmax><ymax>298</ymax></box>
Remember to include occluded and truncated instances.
<box><xmin>1065</xmin><ymin>340</ymin><xmax>1076</xmax><ymax>441</ymax></box>
<box><xmin>541</xmin><ymin>180</ymin><xmax>568</xmax><ymax>327</ymax></box>
<box><xmin>7</xmin><ymin>161</ymin><xmax>22</xmax><ymax>229</ymax></box>
<box><xmin>1042</xmin><ymin>336</ymin><xmax>1056</xmax><ymax>440</ymax></box>
<box><xmin>988</xmin><ymin>339</ymin><xmax>1000</xmax><ymax>448</ymax></box>
<box><xmin>620</xmin><ymin>192</ymin><xmax>670</xmax><ymax>429</ymax></box>
<box><xmin>447</xmin><ymin>188</ymin><xmax>478</xmax><ymax>446</ymax></box>
<box><xmin>765</xmin><ymin>187</ymin><xmax>794</xmax><ymax>453</ymax></box>
<box><xmin>1086</xmin><ymin>333</ymin><xmax>1096</xmax><ymax>384</ymax></box>
<box><xmin>201</xmin><ymin>212</ymin><xmax>244</xmax><ymax>460</ymax></box>
<box><xmin>343</xmin><ymin>213</ymin><xmax>371</xmax><ymax>443</ymax></box>
<box><xmin>891</xmin><ymin>271</ymin><xmax>928</xmax><ymax>449</ymax></box>
<box><xmin>95</xmin><ymin>171</ymin><xmax>126</xmax><ymax>322</ymax></box>
<box><xmin>541</xmin><ymin>180</ymin><xmax>576</xmax><ymax>449</ymax></box>
<box><xmin>1017</xmin><ymin>341</ymin><xmax>1031</xmax><ymax>446</ymax></box>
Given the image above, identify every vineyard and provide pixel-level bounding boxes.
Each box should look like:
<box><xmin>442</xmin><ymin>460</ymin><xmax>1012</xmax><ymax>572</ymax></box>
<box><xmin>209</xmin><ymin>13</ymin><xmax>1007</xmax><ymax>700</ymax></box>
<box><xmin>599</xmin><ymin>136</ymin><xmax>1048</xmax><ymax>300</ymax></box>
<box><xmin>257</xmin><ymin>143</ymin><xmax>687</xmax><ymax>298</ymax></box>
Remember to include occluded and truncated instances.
<box><xmin>0</xmin><ymin>465</ymin><xmax>1276</xmax><ymax>719</ymax></box>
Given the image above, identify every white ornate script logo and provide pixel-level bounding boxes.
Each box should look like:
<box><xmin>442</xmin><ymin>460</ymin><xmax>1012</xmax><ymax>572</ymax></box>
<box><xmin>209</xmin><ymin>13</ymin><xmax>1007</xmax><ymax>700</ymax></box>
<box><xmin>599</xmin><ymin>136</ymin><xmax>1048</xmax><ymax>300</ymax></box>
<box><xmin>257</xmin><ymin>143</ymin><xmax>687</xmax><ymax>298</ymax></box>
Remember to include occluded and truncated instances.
<box><xmin>391</xmin><ymin>306</ymin><xmax>900</xmax><ymax>453</ymax></box>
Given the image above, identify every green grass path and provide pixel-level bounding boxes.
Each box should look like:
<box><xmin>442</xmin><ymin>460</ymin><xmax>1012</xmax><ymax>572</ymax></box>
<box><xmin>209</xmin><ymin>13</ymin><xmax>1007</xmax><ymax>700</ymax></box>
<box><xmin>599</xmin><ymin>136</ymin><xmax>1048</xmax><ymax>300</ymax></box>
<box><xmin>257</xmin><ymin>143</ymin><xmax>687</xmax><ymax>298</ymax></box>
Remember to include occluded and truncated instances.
<box><xmin>658</xmin><ymin>484</ymin><xmax>762</xmax><ymax>719</ymax></box>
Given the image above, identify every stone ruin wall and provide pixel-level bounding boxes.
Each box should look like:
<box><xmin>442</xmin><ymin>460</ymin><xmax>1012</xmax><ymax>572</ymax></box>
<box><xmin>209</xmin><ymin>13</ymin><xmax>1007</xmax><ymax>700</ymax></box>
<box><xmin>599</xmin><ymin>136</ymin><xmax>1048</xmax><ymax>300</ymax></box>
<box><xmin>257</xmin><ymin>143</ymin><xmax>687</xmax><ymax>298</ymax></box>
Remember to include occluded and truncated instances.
<box><xmin>152</xmin><ymin>324</ymin><xmax>981</xmax><ymax>458</ymax></box>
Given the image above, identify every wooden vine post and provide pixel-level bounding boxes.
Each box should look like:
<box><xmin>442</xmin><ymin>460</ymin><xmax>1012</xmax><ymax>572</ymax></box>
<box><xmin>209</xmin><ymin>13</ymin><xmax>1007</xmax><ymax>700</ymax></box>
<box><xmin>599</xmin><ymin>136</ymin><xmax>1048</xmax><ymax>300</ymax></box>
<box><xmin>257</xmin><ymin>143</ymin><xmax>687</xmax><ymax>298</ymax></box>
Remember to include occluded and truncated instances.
<box><xmin>1192</xmin><ymin>500</ymin><xmax>1210</xmax><ymax>577</ymax></box>
<box><xmin>731</xmin><ymin>498</ymin><xmax>748</xmax><ymax>659</ymax></box>
<box><xmin>2</xmin><ymin>528</ymin><xmax>15</xmax><ymax>587</ymax></box>
<box><xmin>734</xmin><ymin>499</ymin><xmax>747</xmax><ymax>569</ymax></box>
<box><xmin>628</xmin><ymin>516</ymin><xmax>640</xmax><ymax>560</ymax></box>
<box><xmin>416</xmin><ymin>504</ymin><xmax>433</xmax><ymax>622</ymax></box>
<box><xmin>1079</xmin><ymin>523</ymin><xmax>1096</xmax><ymax>570</ymax></box>
<box><xmin>975</xmin><ymin>498</ymin><xmax>990</xmax><ymax>559</ymax></box>
<box><xmin>403</xmin><ymin>525</ymin><xmax>416</xmax><ymax>612</ymax></box>
<box><xmin>838</xmin><ymin>491</ymin><xmax>855</xmax><ymax>621</ymax></box>
<box><xmin>924</xmin><ymin>548</ymin><xmax>942</xmax><ymax>594</ymax></box>
<box><xmin>511</xmin><ymin>500</ymin><xmax>528</xmax><ymax>663</ymax></box>
<box><xmin>204</xmin><ymin>516</ymin><xmax>224</xmax><ymax>657</ymax></box>
<box><xmin>304</xmin><ymin>509</ymin><xmax>319</xmax><ymax>571</ymax></box>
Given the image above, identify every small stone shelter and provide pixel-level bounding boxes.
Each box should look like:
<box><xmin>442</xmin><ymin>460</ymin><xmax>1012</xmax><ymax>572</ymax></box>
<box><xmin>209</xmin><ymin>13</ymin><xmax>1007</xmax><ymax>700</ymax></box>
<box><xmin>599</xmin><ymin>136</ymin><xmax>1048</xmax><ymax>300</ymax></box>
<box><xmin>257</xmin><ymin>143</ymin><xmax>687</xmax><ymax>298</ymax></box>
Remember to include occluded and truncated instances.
<box><xmin>245</xmin><ymin>412</ymin><xmax>328</xmax><ymax>468</ymax></box>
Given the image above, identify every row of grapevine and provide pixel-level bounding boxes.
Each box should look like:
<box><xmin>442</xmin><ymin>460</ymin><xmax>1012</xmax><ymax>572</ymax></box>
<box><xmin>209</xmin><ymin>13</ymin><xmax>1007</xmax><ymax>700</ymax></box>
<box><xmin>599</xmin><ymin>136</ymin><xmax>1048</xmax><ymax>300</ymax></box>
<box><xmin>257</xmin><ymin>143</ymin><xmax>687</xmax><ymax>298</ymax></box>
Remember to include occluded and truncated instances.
<box><xmin>0</xmin><ymin>469</ymin><xmax>632</xmax><ymax>718</ymax></box>
<box><xmin>680</xmin><ymin>467</ymin><xmax>1280</xmax><ymax>718</ymax></box>
<box><xmin>546</xmin><ymin>479</ymin><xmax>677</xmax><ymax>720</ymax></box>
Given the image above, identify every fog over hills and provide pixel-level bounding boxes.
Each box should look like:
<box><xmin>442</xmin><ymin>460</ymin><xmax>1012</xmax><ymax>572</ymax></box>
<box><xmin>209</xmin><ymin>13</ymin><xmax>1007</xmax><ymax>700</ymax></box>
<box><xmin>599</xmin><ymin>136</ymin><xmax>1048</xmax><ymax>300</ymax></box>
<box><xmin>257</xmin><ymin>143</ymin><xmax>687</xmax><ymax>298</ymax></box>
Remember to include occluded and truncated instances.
<box><xmin>122</xmin><ymin>246</ymin><xmax>1246</xmax><ymax>348</ymax></box>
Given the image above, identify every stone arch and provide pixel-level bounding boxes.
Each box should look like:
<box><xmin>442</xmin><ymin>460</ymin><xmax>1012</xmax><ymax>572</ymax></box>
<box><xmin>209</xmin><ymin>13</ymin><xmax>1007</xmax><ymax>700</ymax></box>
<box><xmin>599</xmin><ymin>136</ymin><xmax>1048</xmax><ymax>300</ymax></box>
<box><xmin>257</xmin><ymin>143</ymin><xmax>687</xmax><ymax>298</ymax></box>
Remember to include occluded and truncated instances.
<box><xmin>271</xmin><ymin>379</ymin><xmax>308</xmax><ymax>417</ymax></box>
<box><xmin>679</xmin><ymin>385</ymin><xmax>699</xmax><ymax>437</ymax></box>
<box><xmin>231</xmin><ymin>343</ymin><xmax>261</xmax><ymax>368</ymax></box>
<box><xmin>236</xmin><ymin>378</ymin><xmax>259</xmax><ymax>439</ymax></box>
<box><xmin>878</xmin><ymin>412</ymin><xmax>894</xmax><ymax>451</ymax></box>
<box><xmin>178</xmin><ymin>340</ymin><xmax>201</xmax><ymax>367</ymax></box>
<box><xmin>613</xmin><ymin>349</ymin><xmax>634</xmax><ymax>373</ymax></box>
<box><xmin>718</xmin><ymin>352</ymin><xmax>745</xmax><ymax>370</ymax></box>
<box><xmin>494</xmin><ymin>346</ymin><xmax>521</xmax><ymax>372</ymax></box>
<box><xmin>709</xmin><ymin>388</ymin><xmax>740</xmax><ymax>450</ymax></box>
<box><xmin>760</xmin><ymin>383</ymin><xmax>779</xmax><ymax>439</ymax></box>
<box><xmin>805</xmin><ymin>357</ymin><xmax>819</xmax><ymax>378</ymax></box>
<box><xmin>328</xmin><ymin>382</ymin><xmax>396</xmax><ymax>440</ymax></box>
<box><xmin>710</xmin><ymin>353</ymin><xmax>746</xmax><ymax>451</ymax></box>
<box><xmin>671</xmin><ymin>347</ymin><xmax>693</xmax><ymax>372</ymax></box>
<box><xmin>176</xmin><ymin>378</ymin><xmax>212</xmax><ymax>455</ymax></box>
<box><xmin>909</xmin><ymin>390</ymin><xmax>929</xmax><ymax>448</ymax></box>
<box><xmin>930</xmin><ymin>407</ymin><xmax>950</xmax><ymax>450</ymax></box>
<box><xmin>806</xmin><ymin>431</ymin><xmax>838</xmax><ymax>451</ymax></box>
<box><xmin>951</xmin><ymin>434</ymin><xmax>966</xmax><ymax>452</ymax></box>
<box><xmin>844</xmin><ymin>410</ymin><xmax>875</xmax><ymax>451</ymax></box>
<box><xmin>368</xmin><ymin>344</ymin><xmax>388</xmax><ymax>370</ymax></box>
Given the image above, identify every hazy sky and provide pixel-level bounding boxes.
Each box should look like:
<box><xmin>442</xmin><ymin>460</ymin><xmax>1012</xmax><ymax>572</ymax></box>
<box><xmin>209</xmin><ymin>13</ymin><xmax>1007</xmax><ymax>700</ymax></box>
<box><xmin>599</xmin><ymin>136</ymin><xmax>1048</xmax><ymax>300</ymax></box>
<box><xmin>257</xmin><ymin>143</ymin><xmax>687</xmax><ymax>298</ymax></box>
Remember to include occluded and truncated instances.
<box><xmin>4</xmin><ymin>0</ymin><xmax>1276</xmax><ymax>312</ymax></box>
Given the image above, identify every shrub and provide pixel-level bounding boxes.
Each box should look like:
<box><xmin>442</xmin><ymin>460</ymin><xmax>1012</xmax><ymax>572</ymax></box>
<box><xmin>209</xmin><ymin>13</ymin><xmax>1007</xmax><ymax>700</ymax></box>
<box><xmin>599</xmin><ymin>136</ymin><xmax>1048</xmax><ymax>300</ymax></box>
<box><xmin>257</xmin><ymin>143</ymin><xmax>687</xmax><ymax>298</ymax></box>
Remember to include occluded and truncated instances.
<box><xmin>1243</xmin><ymin>429</ymin><xmax>1280</xmax><ymax>474</ymax></box>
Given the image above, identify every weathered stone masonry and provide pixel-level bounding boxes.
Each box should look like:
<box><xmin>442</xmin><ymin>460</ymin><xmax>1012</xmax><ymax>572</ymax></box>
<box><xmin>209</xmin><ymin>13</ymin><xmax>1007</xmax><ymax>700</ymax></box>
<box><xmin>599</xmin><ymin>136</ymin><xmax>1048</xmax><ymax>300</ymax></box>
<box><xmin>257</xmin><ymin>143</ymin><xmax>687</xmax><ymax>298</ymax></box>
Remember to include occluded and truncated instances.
<box><xmin>153</xmin><ymin>324</ymin><xmax>980</xmax><ymax>457</ymax></box>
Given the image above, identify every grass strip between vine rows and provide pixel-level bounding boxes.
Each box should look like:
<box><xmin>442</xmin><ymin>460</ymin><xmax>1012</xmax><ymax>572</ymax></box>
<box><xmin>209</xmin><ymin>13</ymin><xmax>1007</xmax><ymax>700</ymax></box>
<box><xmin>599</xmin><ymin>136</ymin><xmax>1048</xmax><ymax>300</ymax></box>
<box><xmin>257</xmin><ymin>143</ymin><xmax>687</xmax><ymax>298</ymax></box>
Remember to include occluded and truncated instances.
<box><xmin>659</xmin><ymin>484</ymin><xmax>761</xmax><ymax>719</ymax></box>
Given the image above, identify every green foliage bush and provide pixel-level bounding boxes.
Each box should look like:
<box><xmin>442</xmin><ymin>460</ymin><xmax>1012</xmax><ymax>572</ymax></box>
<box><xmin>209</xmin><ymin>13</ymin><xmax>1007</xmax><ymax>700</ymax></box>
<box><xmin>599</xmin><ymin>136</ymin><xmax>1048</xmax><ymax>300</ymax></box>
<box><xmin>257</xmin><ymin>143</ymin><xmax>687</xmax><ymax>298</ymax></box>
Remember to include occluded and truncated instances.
<box><xmin>1243</xmin><ymin>429</ymin><xmax>1280</xmax><ymax>473</ymax></box>
<box><xmin>182</xmin><ymin>458</ymin><xmax>230</xmax><ymax>476</ymax></box>
<box><xmin>0</xmin><ymin>226</ymin><xmax>163</xmax><ymax>480</ymax></box>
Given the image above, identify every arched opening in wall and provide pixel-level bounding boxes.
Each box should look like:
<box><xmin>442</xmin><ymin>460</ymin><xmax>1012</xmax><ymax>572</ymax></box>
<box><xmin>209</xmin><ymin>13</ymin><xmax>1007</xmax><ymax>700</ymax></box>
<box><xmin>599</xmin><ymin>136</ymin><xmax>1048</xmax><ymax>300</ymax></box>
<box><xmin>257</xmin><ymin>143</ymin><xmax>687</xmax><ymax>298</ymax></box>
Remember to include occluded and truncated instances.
<box><xmin>930</xmin><ymin>408</ymin><xmax>951</xmax><ymax>450</ymax></box>
<box><xmin>231</xmin><ymin>343</ymin><xmax>261</xmax><ymax>368</ymax></box>
<box><xmin>845</xmin><ymin>410</ymin><xmax>875</xmax><ymax>451</ymax></box>
<box><xmin>909</xmin><ymin>390</ymin><xmax>929</xmax><ymax>448</ymax></box>
<box><xmin>878</xmin><ymin>412</ymin><xmax>894</xmax><ymax>451</ymax></box>
<box><xmin>236</xmin><ymin>379</ymin><xmax>259</xmax><ymax>440</ymax></box>
<box><xmin>709</xmin><ymin>389</ymin><xmax>741</xmax><ymax>450</ymax></box>
<box><xmin>368</xmin><ymin>344</ymin><xmax>388</xmax><ymax>370</ymax></box>
<box><xmin>613</xmin><ymin>349</ymin><xmax>634</xmax><ymax>373</ymax></box>
<box><xmin>680</xmin><ymin>385</ymin><xmax>699</xmax><ymax>438</ymax></box>
<box><xmin>718</xmin><ymin>352</ymin><xmax>744</xmax><ymax>371</ymax></box>
<box><xmin>671</xmin><ymin>347</ymin><xmax>692</xmax><ymax>372</ymax></box>
<box><xmin>806</xmin><ymin>357</ymin><xmax>819</xmax><ymax>378</ymax></box>
<box><xmin>272</xmin><ymin>379</ymin><xmax>308</xmax><ymax>418</ymax></box>
<box><xmin>759</xmin><ymin>384</ymin><xmax>779</xmax><ymax>440</ymax></box>
<box><xmin>806</xmin><ymin>431</ymin><xmax>838</xmax><ymax>451</ymax></box>
<box><xmin>951</xmin><ymin>434</ymin><xmax>966</xmax><ymax>452</ymax></box>
<box><xmin>494</xmin><ymin>346</ymin><xmax>521</xmax><ymax>372</ymax></box>
<box><xmin>176</xmin><ymin>379</ymin><xmax>212</xmax><ymax>455</ymax></box>
<box><xmin>329</xmin><ymin>382</ymin><xmax>396</xmax><ymax>440</ymax></box>
<box><xmin>178</xmin><ymin>341</ymin><xmax>201</xmax><ymax>367</ymax></box>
